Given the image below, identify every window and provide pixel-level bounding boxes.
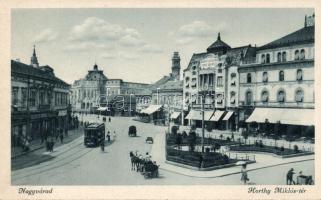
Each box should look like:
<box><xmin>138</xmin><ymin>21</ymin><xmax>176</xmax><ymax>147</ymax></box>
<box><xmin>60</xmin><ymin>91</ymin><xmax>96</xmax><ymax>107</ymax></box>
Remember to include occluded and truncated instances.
<box><xmin>230</xmin><ymin>92</ymin><xmax>236</xmax><ymax>104</ymax></box>
<box><xmin>282</xmin><ymin>52</ymin><xmax>287</xmax><ymax>62</ymax></box>
<box><xmin>39</xmin><ymin>91</ymin><xmax>45</xmax><ymax>105</ymax></box>
<box><xmin>192</xmin><ymin>71</ymin><xmax>197</xmax><ymax>75</ymax></box>
<box><xmin>277</xmin><ymin>52</ymin><xmax>282</xmax><ymax>62</ymax></box>
<box><xmin>247</xmin><ymin>73</ymin><xmax>252</xmax><ymax>83</ymax></box>
<box><xmin>266</xmin><ymin>54</ymin><xmax>270</xmax><ymax>63</ymax></box>
<box><xmin>217</xmin><ymin>76</ymin><xmax>223</xmax><ymax>87</ymax></box>
<box><xmin>231</xmin><ymin>73</ymin><xmax>236</xmax><ymax>86</ymax></box>
<box><xmin>262</xmin><ymin>72</ymin><xmax>268</xmax><ymax>83</ymax></box>
<box><xmin>12</xmin><ymin>87</ymin><xmax>19</xmax><ymax>106</ymax></box>
<box><xmin>192</xmin><ymin>66</ymin><xmax>196</xmax><ymax>70</ymax></box>
<box><xmin>300</xmin><ymin>49</ymin><xmax>305</xmax><ymax>60</ymax></box>
<box><xmin>216</xmin><ymin>94</ymin><xmax>223</xmax><ymax>104</ymax></box>
<box><xmin>295</xmin><ymin>89</ymin><xmax>304</xmax><ymax>102</ymax></box>
<box><xmin>277</xmin><ymin>90</ymin><xmax>285</xmax><ymax>103</ymax></box>
<box><xmin>297</xmin><ymin>69</ymin><xmax>303</xmax><ymax>81</ymax></box>
<box><xmin>218</xmin><ymin>69</ymin><xmax>223</xmax><ymax>73</ymax></box>
<box><xmin>279</xmin><ymin>71</ymin><xmax>284</xmax><ymax>81</ymax></box>
<box><xmin>246</xmin><ymin>91</ymin><xmax>252</xmax><ymax>105</ymax></box>
<box><xmin>261</xmin><ymin>54</ymin><xmax>266</xmax><ymax>63</ymax></box>
<box><xmin>29</xmin><ymin>89</ymin><xmax>36</xmax><ymax>106</ymax></box>
<box><xmin>185</xmin><ymin>77</ymin><xmax>190</xmax><ymax>82</ymax></box>
<box><xmin>21</xmin><ymin>88</ymin><xmax>27</xmax><ymax>107</ymax></box>
<box><xmin>261</xmin><ymin>90</ymin><xmax>269</xmax><ymax>102</ymax></box>
<box><xmin>294</xmin><ymin>50</ymin><xmax>300</xmax><ymax>60</ymax></box>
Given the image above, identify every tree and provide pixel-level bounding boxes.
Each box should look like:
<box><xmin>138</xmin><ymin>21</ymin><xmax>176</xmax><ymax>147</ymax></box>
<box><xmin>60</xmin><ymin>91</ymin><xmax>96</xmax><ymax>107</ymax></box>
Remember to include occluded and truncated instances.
<box><xmin>273</xmin><ymin>121</ymin><xmax>281</xmax><ymax>146</ymax></box>
<box><xmin>171</xmin><ymin>126</ymin><xmax>179</xmax><ymax>135</ymax></box>
<box><xmin>188</xmin><ymin>131</ymin><xmax>197</xmax><ymax>152</ymax></box>
<box><xmin>242</xmin><ymin>129</ymin><xmax>248</xmax><ymax>145</ymax></box>
<box><xmin>175</xmin><ymin>133</ymin><xmax>183</xmax><ymax>149</ymax></box>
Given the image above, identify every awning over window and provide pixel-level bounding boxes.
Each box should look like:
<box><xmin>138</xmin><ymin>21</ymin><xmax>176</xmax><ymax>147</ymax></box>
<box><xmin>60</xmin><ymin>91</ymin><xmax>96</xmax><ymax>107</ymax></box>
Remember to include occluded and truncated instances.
<box><xmin>246</xmin><ymin>108</ymin><xmax>314</xmax><ymax>126</ymax></box>
<box><xmin>185</xmin><ymin>110</ymin><xmax>214</xmax><ymax>121</ymax></box>
<box><xmin>140</xmin><ymin>105</ymin><xmax>162</xmax><ymax>115</ymax></box>
<box><xmin>97</xmin><ymin>107</ymin><xmax>108</xmax><ymax>111</ymax></box>
<box><xmin>170</xmin><ymin>112</ymin><xmax>181</xmax><ymax>119</ymax></box>
<box><xmin>222</xmin><ymin>111</ymin><xmax>234</xmax><ymax>121</ymax></box>
<box><xmin>209</xmin><ymin>110</ymin><xmax>225</xmax><ymax>121</ymax></box>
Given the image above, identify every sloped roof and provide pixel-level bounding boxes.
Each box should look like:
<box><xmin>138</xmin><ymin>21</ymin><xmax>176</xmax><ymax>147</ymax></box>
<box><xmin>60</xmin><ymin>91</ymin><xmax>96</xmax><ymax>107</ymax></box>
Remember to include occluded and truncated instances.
<box><xmin>259</xmin><ymin>26</ymin><xmax>314</xmax><ymax>50</ymax></box>
<box><xmin>158</xmin><ymin>80</ymin><xmax>183</xmax><ymax>90</ymax></box>
<box><xmin>11</xmin><ymin>60</ymin><xmax>70</xmax><ymax>86</ymax></box>
<box><xmin>207</xmin><ymin>33</ymin><xmax>231</xmax><ymax>52</ymax></box>
<box><xmin>226</xmin><ymin>45</ymin><xmax>256</xmax><ymax>66</ymax></box>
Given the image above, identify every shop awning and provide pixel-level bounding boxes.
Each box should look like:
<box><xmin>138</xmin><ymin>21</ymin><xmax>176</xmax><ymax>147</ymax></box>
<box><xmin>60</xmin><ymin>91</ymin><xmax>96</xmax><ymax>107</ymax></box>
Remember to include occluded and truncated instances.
<box><xmin>222</xmin><ymin>111</ymin><xmax>234</xmax><ymax>121</ymax></box>
<box><xmin>246</xmin><ymin>108</ymin><xmax>314</xmax><ymax>126</ymax></box>
<box><xmin>97</xmin><ymin>107</ymin><xmax>108</xmax><ymax>111</ymax></box>
<box><xmin>170</xmin><ymin>112</ymin><xmax>181</xmax><ymax>119</ymax></box>
<box><xmin>140</xmin><ymin>105</ymin><xmax>162</xmax><ymax>115</ymax></box>
<box><xmin>185</xmin><ymin>110</ymin><xmax>214</xmax><ymax>121</ymax></box>
<box><xmin>209</xmin><ymin>110</ymin><xmax>225</xmax><ymax>121</ymax></box>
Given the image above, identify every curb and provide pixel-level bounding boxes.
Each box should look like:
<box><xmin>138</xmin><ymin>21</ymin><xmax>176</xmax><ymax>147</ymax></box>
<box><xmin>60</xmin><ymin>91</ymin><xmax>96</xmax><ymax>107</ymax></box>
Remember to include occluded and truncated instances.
<box><xmin>11</xmin><ymin>145</ymin><xmax>45</xmax><ymax>159</ymax></box>
<box><xmin>160</xmin><ymin>158</ymin><xmax>315</xmax><ymax>179</ymax></box>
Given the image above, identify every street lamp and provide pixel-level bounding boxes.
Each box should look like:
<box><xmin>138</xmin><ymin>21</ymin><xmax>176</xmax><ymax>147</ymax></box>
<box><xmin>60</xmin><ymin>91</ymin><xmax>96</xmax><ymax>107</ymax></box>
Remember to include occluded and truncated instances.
<box><xmin>201</xmin><ymin>95</ymin><xmax>205</xmax><ymax>153</ymax></box>
<box><xmin>129</xmin><ymin>93</ymin><xmax>134</xmax><ymax>117</ymax></box>
<box><xmin>157</xmin><ymin>88</ymin><xmax>160</xmax><ymax>105</ymax></box>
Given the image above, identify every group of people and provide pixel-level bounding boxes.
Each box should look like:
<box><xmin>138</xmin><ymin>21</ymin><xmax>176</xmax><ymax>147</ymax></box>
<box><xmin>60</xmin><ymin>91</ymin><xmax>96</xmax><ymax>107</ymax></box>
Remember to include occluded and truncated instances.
<box><xmin>106</xmin><ymin>130</ymin><xmax>117</xmax><ymax>142</ymax></box>
<box><xmin>129</xmin><ymin>151</ymin><xmax>158</xmax><ymax>177</ymax></box>
<box><xmin>286</xmin><ymin>168</ymin><xmax>314</xmax><ymax>185</ymax></box>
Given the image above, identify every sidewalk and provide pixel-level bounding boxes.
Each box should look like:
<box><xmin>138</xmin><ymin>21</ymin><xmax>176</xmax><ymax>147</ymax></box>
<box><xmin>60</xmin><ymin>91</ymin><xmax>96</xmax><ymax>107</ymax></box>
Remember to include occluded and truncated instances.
<box><xmin>150</xmin><ymin>133</ymin><xmax>314</xmax><ymax>178</ymax></box>
<box><xmin>11</xmin><ymin>127</ymin><xmax>84</xmax><ymax>159</ymax></box>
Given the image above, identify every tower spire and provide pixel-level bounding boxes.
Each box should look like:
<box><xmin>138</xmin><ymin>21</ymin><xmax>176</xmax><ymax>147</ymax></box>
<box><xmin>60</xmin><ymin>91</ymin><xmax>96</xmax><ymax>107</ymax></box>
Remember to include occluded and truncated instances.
<box><xmin>217</xmin><ymin>32</ymin><xmax>221</xmax><ymax>41</ymax></box>
<box><xmin>30</xmin><ymin>45</ymin><xmax>39</xmax><ymax>67</ymax></box>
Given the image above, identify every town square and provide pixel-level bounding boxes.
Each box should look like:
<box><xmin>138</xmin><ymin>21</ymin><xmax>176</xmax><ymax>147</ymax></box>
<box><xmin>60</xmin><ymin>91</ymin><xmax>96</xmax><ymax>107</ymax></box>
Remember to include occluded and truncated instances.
<box><xmin>10</xmin><ymin>8</ymin><xmax>315</xmax><ymax>186</ymax></box>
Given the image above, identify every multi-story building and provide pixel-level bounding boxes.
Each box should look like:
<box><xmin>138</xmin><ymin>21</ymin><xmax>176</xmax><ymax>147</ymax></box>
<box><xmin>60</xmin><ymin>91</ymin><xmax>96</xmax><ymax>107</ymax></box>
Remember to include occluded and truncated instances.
<box><xmin>183</xmin><ymin>34</ymin><xmax>255</xmax><ymax>130</ymax></box>
<box><xmin>70</xmin><ymin>63</ymin><xmax>107</xmax><ymax>113</ymax></box>
<box><xmin>139</xmin><ymin>52</ymin><xmax>183</xmax><ymax>124</ymax></box>
<box><xmin>239</xmin><ymin>14</ymin><xmax>315</xmax><ymax>136</ymax></box>
<box><xmin>11</xmin><ymin>46</ymin><xmax>70</xmax><ymax>146</ymax></box>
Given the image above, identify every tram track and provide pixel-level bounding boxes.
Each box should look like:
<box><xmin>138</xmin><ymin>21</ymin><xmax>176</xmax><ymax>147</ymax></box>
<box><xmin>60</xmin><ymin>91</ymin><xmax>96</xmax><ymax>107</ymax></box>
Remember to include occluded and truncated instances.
<box><xmin>12</xmin><ymin>137</ymin><xmax>95</xmax><ymax>182</ymax></box>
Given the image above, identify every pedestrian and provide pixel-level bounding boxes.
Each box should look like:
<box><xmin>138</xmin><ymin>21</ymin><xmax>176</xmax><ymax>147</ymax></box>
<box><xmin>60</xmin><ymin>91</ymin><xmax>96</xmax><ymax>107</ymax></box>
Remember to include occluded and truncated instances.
<box><xmin>198</xmin><ymin>155</ymin><xmax>203</xmax><ymax>169</ymax></box>
<box><xmin>108</xmin><ymin>117</ymin><xmax>111</xmax><ymax>122</ymax></box>
<box><xmin>286</xmin><ymin>168</ymin><xmax>296</xmax><ymax>185</ymax></box>
<box><xmin>23</xmin><ymin>138</ymin><xmax>30</xmax><ymax>152</ymax></box>
<box><xmin>59</xmin><ymin>131</ymin><xmax>64</xmax><ymax>143</ymax></box>
<box><xmin>231</xmin><ymin>132</ymin><xmax>235</xmax><ymax>141</ymax></box>
<box><xmin>113</xmin><ymin>131</ymin><xmax>116</xmax><ymax>141</ymax></box>
<box><xmin>100</xmin><ymin>138</ymin><xmax>105</xmax><ymax>152</ymax></box>
<box><xmin>107</xmin><ymin>131</ymin><xmax>111</xmax><ymax>142</ymax></box>
<box><xmin>241</xmin><ymin>164</ymin><xmax>249</xmax><ymax>184</ymax></box>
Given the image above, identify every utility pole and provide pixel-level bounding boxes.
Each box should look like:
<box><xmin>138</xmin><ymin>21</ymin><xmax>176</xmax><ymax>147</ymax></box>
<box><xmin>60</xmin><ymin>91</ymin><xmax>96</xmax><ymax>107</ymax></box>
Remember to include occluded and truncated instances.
<box><xmin>201</xmin><ymin>96</ymin><xmax>205</xmax><ymax>153</ymax></box>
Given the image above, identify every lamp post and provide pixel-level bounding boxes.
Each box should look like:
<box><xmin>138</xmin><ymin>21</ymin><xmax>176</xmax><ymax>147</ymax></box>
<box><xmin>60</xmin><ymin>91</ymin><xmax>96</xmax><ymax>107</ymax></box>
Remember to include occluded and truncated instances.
<box><xmin>201</xmin><ymin>96</ymin><xmax>205</xmax><ymax>153</ymax></box>
<box><xmin>129</xmin><ymin>93</ymin><xmax>134</xmax><ymax>117</ymax></box>
<box><xmin>157</xmin><ymin>88</ymin><xmax>160</xmax><ymax>105</ymax></box>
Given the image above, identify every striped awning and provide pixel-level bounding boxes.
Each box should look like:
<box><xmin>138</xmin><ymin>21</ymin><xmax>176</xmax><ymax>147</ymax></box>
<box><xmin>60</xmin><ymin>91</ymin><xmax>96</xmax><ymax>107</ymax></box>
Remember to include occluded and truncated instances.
<box><xmin>209</xmin><ymin>110</ymin><xmax>225</xmax><ymax>121</ymax></box>
<box><xmin>140</xmin><ymin>105</ymin><xmax>162</xmax><ymax>115</ymax></box>
<box><xmin>170</xmin><ymin>112</ymin><xmax>181</xmax><ymax>119</ymax></box>
<box><xmin>222</xmin><ymin>111</ymin><xmax>234</xmax><ymax>121</ymax></box>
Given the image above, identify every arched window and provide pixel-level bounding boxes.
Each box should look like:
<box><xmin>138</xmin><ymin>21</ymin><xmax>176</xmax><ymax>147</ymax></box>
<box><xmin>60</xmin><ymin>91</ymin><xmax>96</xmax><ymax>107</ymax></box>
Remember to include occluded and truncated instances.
<box><xmin>246</xmin><ymin>91</ymin><xmax>253</xmax><ymax>105</ymax></box>
<box><xmin>294</xmin><ymin>50</ymin><xmax>300</xmax><ymax>60</ymax></box>
<box><xmin>297</xmin><ymin>69</ymin><xmax>303</xmax><ymax>81</ymax></box>
<box><xmin>277</xmin><ymin>52</ymin><xmax>282</xmax><ymax>62</ymax></box>
<box><xmin>261</xmin><ymin>90</ymin><xmax>269</xmax><ymax>102</ymax></box>
<box><xmin>277</xmin><ymin>90</ymin><xmax>285</xmax><ymax>102</ymax></box>
<box><xmin>295</xmin><ymin>89</ymin><xmax>304</xmax><ymax>102</ymax></box>
<box><xmin>279</xmin><ymin>71</ymin><xmax>284</xmax><ymax>81</ymax></box>
<box><xmin>230</xmin><ymin>91</ymin><xmax>236</xmax><ymax>104</ymax></box>
<box><xmin>300</xmin><ymin>49</ymin><xmax>305</xmax><ymax>60</ymax></box>
<box><xmin>282</xmin><ymin>52</ymin><xmax>287</xmax><ymax>62</ymax></box>
<box><xmin>261</xmin><ymin>54</ymin><xmax>266</xmax><ymax>63</ymax></box>
<box><xmin>262</xmin><ymin>72</ymin><xmax>268</xmax><ymax>83</ymax></box>
<box><xmin>247</xmin><ymin>73</ymin><xmax>252</xmax><ymax>83</ymax></box>
<box><xmin>266</xmin><ymin>54</ymin><xmax>270</xmax><ymax>63</ymax></box>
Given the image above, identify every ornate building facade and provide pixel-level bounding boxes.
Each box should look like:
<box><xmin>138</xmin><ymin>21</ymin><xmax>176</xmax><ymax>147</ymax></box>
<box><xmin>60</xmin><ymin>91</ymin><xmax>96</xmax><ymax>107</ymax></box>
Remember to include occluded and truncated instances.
<box><xmin>239</xmin><ymin>14</ymin><xmax>314</xmax><ymax>136</ymax></box>
<box><xmin>11</xmin><ymin>46</ymin><xmax>70</xmax><ymax>146</ymax></box>
<box><xmin>70</xmin><ymin>63</ymin><xmax>107</xmax><ymax>113</ymax></box>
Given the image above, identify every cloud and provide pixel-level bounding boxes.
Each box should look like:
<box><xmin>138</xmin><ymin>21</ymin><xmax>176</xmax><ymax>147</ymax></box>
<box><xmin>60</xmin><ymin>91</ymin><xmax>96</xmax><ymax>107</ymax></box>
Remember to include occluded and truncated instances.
<box><xmin>119</xmin><ymin>35</ymin><xmax>143</xmax><ymax>47</ymax></box>
<box><xmin>118</xmin><ymin>52</ymin><xmax>139</xmax><ymax>60</ymax></box>
<box><xmin>139</xmin><ymin>44</ymin><xmax>163</xmax><ymax>53</ymax></box>
<box><xmin>63</xmin><ymin>42</ymin><xmax>114</xmax><ymax>52</ymax></box>
<box><xmin>173</xmin><ymin>20</ymin><xmax>227</xmax><ymax>45</ymax></box>
<box><xmin>33</xmin><ymin>28</ymin><xmax>58</xmax><ymax>43</ymax></box>
<box><xmin>100</xmin><ymin>53</ymin><xmax>116</xmax><ymax>59</ymax></box>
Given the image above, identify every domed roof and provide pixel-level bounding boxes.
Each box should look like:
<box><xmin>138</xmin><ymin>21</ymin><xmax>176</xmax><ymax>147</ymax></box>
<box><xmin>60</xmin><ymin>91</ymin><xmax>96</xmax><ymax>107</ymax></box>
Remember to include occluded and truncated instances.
<box><xmin>207</xmin><ymin>33</ymin><xmax>231</xmax><ymax>53</ymax></box>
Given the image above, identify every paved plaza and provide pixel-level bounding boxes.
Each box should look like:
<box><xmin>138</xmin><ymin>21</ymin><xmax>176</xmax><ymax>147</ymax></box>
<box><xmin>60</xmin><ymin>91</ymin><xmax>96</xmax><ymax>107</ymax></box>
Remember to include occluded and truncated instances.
<box><xmin>12</xmin><ymin>116</ymin><xmax>314</xmax><ymax>185</ymax></box>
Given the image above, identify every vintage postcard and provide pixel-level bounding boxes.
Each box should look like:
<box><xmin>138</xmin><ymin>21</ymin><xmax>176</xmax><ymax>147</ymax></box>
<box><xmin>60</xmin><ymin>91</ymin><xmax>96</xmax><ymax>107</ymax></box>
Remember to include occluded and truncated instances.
<box><xmin>0</xmin><ymin>0</ymin><xmax>320</xmax><ymax>199</ymax></box>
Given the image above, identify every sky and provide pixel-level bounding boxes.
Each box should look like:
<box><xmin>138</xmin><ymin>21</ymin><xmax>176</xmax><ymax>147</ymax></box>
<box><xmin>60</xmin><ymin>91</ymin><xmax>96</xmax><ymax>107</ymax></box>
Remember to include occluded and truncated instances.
<box><xmin>11</xmin><ymin>8</ymin><xmax>314</xmax><ymax>84</ymax></box>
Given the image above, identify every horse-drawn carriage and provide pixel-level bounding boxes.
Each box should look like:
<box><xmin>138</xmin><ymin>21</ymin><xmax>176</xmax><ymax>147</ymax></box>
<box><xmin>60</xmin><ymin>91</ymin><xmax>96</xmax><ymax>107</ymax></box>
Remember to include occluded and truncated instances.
<box><xmin>130</xmin><ymin>152</ymin><xmax>159</xmax><ymax>179</ymax></box>
<box><xmin>128</xmin><ymin>126</ymin><xmax>137</xmax><ymax>137</ymax></box>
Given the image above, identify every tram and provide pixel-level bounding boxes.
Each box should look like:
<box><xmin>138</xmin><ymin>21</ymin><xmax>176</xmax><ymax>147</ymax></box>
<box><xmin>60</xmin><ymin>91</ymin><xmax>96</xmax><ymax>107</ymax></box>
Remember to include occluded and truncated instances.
<box><xmin>84</xmin><ymin>123</ymin><xmax>105</xmax><ymax>147</ymax></box>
